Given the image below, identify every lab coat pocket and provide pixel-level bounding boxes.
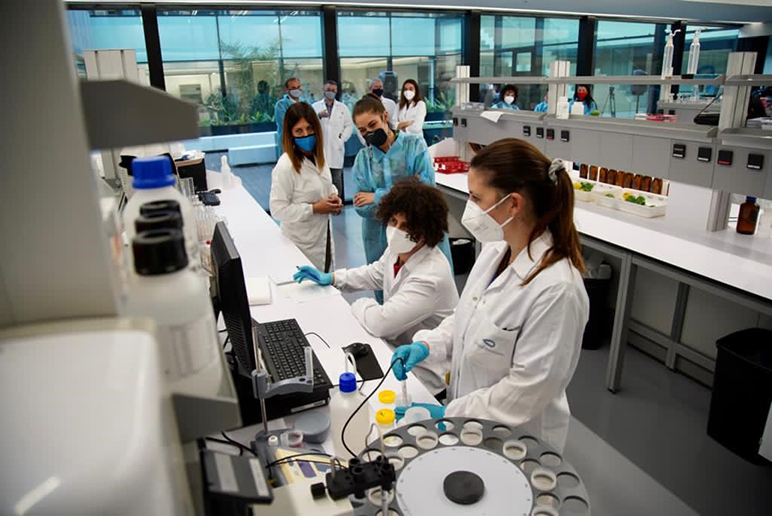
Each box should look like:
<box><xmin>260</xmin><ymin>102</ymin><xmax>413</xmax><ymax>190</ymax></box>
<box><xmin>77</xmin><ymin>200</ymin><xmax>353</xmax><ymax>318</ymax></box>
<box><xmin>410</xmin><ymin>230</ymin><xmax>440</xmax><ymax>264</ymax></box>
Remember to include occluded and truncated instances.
<box><xmin>466</xmin><ymin>312</ymin><xmax>519</xmax><ymax>373</ymax></box>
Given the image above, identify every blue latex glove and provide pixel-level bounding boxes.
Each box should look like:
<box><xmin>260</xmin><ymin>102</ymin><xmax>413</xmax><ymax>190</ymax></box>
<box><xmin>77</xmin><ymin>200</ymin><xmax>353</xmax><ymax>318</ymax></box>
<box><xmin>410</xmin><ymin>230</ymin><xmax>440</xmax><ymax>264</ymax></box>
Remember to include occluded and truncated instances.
<box><xmin>293</xmin><ymin>265</ymin><xmax>332</xmax><ymax>286</ymax></box>
<box><xmin>391</xmin><ymin>342</ymin><xmax>430</xmax><ymax>381</ymax></box>
<box><xmin>395</xmin><ymin>402</ymin><xmax>446</xmax><ymax>421</ymax></box>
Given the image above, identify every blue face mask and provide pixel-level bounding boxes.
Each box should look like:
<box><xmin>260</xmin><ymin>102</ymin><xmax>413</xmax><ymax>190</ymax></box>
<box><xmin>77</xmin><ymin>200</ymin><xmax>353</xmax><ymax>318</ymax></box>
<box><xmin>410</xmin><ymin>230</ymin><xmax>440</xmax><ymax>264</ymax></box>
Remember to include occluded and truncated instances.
<box><xmin>295</xmin><ymin>134</ymin><xmax>316</xmax><ymax>153</ymax></box>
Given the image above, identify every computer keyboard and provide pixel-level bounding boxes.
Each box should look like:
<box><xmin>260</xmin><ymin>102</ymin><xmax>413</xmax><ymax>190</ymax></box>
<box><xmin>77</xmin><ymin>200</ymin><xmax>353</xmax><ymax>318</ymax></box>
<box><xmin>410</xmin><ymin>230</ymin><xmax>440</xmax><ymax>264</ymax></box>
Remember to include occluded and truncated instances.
<box><xmin>256</xmin><ymin>319</ymin><xmax>331</xmax><ymax>388</ymax></box>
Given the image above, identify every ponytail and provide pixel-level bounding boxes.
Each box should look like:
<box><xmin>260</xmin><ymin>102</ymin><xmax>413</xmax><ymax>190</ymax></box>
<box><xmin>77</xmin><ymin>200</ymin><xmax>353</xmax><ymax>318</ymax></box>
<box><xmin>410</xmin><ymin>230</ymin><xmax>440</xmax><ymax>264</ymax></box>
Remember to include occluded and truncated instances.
<box><xmin>469</xmin><ymin>138</ymin><xmax>585</xmax><ymax>285</ymax></box>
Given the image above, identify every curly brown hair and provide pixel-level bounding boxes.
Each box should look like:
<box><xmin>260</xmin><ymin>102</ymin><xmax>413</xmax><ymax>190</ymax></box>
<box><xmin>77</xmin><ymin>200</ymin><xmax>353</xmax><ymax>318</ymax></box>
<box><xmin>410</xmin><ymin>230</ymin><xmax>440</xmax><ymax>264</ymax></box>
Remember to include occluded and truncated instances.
<box><xmin>376</xmin><ymin>179</ymin><xmax>448</xmax><ymax>248</ymax></box>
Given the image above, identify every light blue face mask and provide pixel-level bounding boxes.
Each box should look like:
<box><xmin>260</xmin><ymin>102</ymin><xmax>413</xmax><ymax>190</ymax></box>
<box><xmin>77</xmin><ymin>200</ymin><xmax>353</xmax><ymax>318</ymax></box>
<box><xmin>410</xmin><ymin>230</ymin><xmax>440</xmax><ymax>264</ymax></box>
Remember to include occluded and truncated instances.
<box><xmin>295</xmin><ymin>134</ymin><xmax>316</xmax><ymax>153</ymax></box>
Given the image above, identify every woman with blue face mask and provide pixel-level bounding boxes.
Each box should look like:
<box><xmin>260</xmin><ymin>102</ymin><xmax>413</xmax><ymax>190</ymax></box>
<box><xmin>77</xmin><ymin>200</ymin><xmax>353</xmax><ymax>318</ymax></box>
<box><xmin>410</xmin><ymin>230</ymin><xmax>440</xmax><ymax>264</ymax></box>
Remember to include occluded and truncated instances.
<box><xmin>391</xmin><ymin>138</ymin><xmax>589</xmax><ymax>453</ymax></box>
<box><xmin>270</xmin><ymin>102</ymin><xmax>342</xmax><ymax>271</ymax></box>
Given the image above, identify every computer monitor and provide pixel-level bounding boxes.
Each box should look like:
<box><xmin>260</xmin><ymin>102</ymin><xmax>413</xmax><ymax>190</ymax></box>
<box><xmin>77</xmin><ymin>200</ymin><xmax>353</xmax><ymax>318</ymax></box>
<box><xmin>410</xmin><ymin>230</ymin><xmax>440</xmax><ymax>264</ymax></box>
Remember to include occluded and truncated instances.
<box><xmin>210</xmin><ymin>221</ymin><xmax>256</xmax><ymax>378</ymax></box>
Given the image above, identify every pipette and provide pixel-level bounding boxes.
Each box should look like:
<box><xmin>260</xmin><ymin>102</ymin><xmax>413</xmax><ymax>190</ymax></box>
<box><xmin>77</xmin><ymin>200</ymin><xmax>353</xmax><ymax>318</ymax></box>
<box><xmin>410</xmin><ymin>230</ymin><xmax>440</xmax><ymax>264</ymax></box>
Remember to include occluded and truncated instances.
<box><xmin>401</xmin><ymin>378</ymin><xmax>411</xmax><ymax>407</ymax></box>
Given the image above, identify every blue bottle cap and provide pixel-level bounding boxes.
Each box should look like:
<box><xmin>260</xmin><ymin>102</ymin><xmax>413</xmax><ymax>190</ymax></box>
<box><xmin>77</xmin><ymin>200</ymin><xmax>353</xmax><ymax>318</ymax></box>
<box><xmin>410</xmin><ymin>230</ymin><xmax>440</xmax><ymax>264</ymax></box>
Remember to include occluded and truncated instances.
<box><xmin>132</xmin><ymin>156</ymin><xmax>176</xmax><ymax>190</ymax></box>
<box><xmin>339</xmin><ymin>372</ymin><xmax>357</xmax><ymax>393</ymax></box>
<box><xmin>747</xmin><ymin>196</ymin><xmax>757</xmax><ymax>202</ymax></box>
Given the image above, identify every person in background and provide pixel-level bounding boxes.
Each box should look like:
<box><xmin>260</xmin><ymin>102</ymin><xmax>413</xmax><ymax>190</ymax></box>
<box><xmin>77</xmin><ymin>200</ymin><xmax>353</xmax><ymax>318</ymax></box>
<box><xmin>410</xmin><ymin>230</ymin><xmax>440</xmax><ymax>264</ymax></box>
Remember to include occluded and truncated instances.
<box><xmin>571</xmin><ymin>84</ymin><xmax>597</xmax><ymax>115</ymax></box>
<box><xmin>294</xmin><ymin>180</ymin><xmax>458</xmax><ymax>396</ymax></box>
<box><xmin>390</xmin><ymin>138</ymin><xmax>589</xmax><ymax>453</ymax></box>
<box><xmin>270</xmin><ymin>103</ymin><xmax>342</xmax><ymax>272</ymax></box>
<box><xmin>491</xmin><ymin>84</ymin><xmax>520</xmax><ymax>110</ymax></box>
<box><xmin>313</xmin><ymin>80</ymin><xmax>354</xmax><ymax>199</ymax></box>
<box><xmin>274</xmin><ymin>77</ymin><xmax>308</xmax><ymax>158</ymax></box>
<box><xmin>369</xmin><ymin>78</ymin><xmax>398</xmax><ymax>129</ymax></box>
<box><xmin>534</xmin><ymin>94</ymin><xmax>549</xmax><ymax>113</ymax></box>
<box><xmin>351</xmin><ymin>94</ymin><xmax>453</xmax><ymax>303</ymax></box>
<box><xmin>396</xmin><ymin>79</ymin><xmax>427</xmax><ymax>136</ymax></box>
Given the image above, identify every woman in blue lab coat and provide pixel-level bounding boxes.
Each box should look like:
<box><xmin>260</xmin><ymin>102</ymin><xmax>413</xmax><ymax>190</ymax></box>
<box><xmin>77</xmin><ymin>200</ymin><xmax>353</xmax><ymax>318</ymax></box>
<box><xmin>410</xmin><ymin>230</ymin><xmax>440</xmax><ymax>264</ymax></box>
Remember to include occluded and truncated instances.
<box><xmin>351</xmin><ymin>94</ymin><xmax>452</xmax><ymax>302</ymax></box>
<box><xmin>570</xmin><ymin>84</ymin><xmax>598</xmax><ymax>115</ymax></box>
<box><xmin>491</xmin><ymin>84</ymin><xmax>520</xmax><ymax>110</ymax></box>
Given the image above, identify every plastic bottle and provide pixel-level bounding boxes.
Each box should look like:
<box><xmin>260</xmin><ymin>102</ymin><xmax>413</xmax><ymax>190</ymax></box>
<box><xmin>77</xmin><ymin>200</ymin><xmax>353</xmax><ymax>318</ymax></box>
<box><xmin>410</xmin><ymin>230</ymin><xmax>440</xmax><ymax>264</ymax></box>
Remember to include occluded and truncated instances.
<box><xmin>660</xmin><ymin>29</ymin><xmax>680</xmax><ymax>79</ymax></box>
<box><xmin>756</xmin><ymin>209</ymin><xmax>772</xmax><ymax>238</ymax></box>
<box><xmin>556</xmin><ymin>96</ymin><xmax>570</xmax><ymax>119</ymax></box>
<box><xmin>124</xmin><ymin>229</ymin><xmax>223</xmax><ymax>397</ymax></box>
<box><xmin>686</xmin><ymin>29</ymin><xmax>701</xmax><ymax>75</ymax></box>
<box><xmin>375</xmin><ymin>409</ymin><xmax>396</xmax><ymax>433</ymax></box>
<box><xmin>329</xmin><ymin>372</ymin><xmax>371</xmax><ymax>458</ymax></box>
<box><xmin>737</xmin><ymin>196</ymin><xmax>760</xmax><ymax>235</ymax></box>
<box><xmin>221</xmin><ymin>155</ymin><xmax>235</xmax><ymax>189</ymax></box>
<box><xmin>122</xmin><ymin>157</ymin><xmax>199</xmax><ymax>274</ymax></box>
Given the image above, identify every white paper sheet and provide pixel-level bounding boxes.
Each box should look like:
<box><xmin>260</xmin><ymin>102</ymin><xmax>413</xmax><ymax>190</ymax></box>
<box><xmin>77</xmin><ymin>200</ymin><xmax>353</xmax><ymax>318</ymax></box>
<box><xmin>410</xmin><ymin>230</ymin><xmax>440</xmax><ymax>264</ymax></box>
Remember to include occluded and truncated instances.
<box><xmin>276</xmin><ymin>281</ymin><xmax>341</xmax><ymax>304</ymax></box>
<box><xmin>480</xmin><ymin>110</ymin><xmax>504</xmax><ymax>123</ymax></box>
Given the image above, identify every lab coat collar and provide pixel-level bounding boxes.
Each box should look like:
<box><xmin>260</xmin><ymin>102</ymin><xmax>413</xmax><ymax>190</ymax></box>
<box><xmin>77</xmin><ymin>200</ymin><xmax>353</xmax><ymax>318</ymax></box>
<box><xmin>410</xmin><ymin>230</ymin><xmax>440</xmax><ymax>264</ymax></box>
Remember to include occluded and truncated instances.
<box><xmin>511</xmin><ymin>230</ymin><xmax>554</xmax><ymax>282</ymax></box>
<box><xmin>391</xmin><ymin>243</ymin><xmax>432</xmax><ymax>286</ymax></box>
<box><xmin>370</xmin><ymin>130</ymin><xmax>402</xmax><ymax>161</ymax></box>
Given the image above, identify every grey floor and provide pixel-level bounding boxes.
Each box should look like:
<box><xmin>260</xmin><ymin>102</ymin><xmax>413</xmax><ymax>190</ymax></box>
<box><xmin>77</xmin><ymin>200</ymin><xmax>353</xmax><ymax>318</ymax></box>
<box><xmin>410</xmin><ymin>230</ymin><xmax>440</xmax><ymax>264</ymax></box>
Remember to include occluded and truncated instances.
<box><xmin>210</xmin><ymin>151</ymin><xmax>772</xmax><ymax>515</ymax></box>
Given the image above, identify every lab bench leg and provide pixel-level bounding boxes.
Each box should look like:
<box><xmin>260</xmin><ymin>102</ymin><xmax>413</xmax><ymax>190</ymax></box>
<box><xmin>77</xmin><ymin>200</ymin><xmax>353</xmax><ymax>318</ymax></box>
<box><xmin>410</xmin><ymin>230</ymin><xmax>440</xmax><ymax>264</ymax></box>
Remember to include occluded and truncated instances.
<box><xmin>605</xmin><ymin>253</ymin><xmax>637</xmax><ymax>393</ymax></box>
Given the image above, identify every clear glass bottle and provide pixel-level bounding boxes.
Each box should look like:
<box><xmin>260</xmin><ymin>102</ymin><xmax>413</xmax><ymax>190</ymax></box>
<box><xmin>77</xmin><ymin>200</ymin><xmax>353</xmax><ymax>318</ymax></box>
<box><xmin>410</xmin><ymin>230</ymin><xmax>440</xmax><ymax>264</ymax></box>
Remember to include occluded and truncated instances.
<box><xmin>737</xmin><ymin>196</ymin><xmax>760</xmax><ymax>235</ymax></box>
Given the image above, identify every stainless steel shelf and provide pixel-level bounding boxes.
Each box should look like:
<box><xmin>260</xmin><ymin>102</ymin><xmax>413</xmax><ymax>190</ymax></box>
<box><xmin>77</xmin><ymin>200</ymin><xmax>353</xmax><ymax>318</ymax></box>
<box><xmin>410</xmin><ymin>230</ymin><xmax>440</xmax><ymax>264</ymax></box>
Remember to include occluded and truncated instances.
<box><xmin>723</xmin><ymin>74</ymin><xmax>772</xmax><ymax>86</ymax></box>
<box><xmin>80</xmin><ymin>80</ymin><xmax>199</xmax><ymax>150</ymax></box>
<box><xmin>450</xmin><ymin>75</ymin><xmax>724</xmax><ymax>86</ymax></box>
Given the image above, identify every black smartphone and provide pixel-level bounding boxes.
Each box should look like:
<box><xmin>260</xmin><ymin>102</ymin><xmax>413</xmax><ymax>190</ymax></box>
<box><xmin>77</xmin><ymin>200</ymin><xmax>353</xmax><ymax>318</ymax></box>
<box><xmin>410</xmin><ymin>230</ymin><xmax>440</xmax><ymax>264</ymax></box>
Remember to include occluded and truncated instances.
<box><xmin>199</xmin><ymin>191</ymin><xmax>221</xmax><ymax>206</ymax></box>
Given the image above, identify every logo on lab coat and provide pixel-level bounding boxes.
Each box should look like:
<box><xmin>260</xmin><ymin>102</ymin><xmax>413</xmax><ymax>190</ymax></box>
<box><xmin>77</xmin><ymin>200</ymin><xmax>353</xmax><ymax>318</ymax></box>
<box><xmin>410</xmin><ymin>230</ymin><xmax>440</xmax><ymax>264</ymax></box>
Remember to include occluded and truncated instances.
<box><xmin>482</xmin><ymin>338</ymin><xmax>496</xmax><ymax>348</ymax></box>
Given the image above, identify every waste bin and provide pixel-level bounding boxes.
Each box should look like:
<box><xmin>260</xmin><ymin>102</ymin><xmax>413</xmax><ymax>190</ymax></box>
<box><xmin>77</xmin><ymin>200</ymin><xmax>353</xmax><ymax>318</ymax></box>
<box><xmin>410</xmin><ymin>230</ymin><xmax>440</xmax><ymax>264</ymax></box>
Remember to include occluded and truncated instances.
<box><xmin>450</xmin><ymin>238</ymin><xmax>475</xmax><ymax>275</ymax></box>
<box><xmin>707</xmin><ymin>328</ymin><xmax>772</xmax><ymax>464</ymax></box>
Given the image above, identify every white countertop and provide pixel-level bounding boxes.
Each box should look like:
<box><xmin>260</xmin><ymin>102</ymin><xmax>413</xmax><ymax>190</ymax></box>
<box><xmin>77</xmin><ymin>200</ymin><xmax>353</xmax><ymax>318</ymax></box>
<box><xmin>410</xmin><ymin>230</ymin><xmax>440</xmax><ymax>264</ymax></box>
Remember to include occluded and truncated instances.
<box><xmin>208</xmin><ymin>172</ymin><xmax>435</xmax><ymax>457</ymax></box>
<box><xmin>436</xmin><ymin>172</ymin><xmax>772</xmax><ymax>300</ymax></box>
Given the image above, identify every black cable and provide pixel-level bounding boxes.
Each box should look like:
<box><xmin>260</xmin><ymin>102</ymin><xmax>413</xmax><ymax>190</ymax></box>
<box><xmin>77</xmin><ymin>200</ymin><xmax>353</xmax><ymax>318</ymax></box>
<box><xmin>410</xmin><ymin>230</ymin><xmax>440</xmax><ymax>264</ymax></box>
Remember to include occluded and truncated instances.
<box><xmin>265</xmin><ymin>452</ymin><xmax>345</xmax><ymax>470</ymax></box>
<box><xmin>219</xmin><ymin>431</ymin><xmax>257</xmax><ymax>457</ymax></box>
<box><xmin>205</xmin><ymin>437</ymin><xmax>243</xmax><ymax>456</ymax></box>
<box><xmin>340</xmin><ymin>357</ymin><xmax>404</xmax><ymax>458</ymax></box>
<box><xmin>222</xmin><ymin>335</ymin><xmax>230</xmax><ymax>350</ymax></box>
<box><xmin>219</xmin><ymin>329</ymin><xmax>228</xmax><ymax>333</ymax></box>
<box><xmin>304</xmin><ymin>332</ymin><xmax>331</xmax><ymax>349</ymax></box>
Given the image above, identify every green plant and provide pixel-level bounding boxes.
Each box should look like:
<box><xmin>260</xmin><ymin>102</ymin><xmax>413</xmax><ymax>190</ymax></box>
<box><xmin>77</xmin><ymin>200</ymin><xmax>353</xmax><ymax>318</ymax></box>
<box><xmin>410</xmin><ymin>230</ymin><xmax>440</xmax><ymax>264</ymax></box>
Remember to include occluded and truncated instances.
<box><xmin>426</xmin><ymin>90</ymin><xmax>456</xmax><ymax>113</ymax></box>
<box><xmin>219</xmin><ymin>40</ymin><xmax>281</xmax><ymax>123</ymax></box>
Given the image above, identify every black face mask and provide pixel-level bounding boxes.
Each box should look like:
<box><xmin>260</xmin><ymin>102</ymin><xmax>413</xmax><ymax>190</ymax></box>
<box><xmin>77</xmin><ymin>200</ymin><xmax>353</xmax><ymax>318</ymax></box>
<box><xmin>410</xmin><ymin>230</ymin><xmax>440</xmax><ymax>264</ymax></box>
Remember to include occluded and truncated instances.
<box><xmin>364</xmin><ymin>128</ymin><xmax>388</xmax><ymax>147</ymax></box>
<box><xmin>372</xmin><ymin>88</ymin><xmax>384</xmax><ymax>97</ymax></box>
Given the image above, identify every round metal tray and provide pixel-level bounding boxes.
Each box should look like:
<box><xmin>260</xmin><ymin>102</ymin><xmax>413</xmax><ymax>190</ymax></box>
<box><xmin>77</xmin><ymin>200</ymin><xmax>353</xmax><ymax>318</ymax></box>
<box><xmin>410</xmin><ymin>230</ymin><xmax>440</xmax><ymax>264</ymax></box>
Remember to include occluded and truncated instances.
<box><xmin>350</xmin><ymin>417</ymin><xmax>591</xmax><ymax>516</ymax></box>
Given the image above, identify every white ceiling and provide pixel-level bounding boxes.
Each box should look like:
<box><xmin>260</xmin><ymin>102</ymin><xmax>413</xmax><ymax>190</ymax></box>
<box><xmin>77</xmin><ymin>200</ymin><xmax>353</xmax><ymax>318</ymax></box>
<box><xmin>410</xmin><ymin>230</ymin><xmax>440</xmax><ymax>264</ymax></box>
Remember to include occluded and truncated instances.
<box><xmin>67</xmin><ymin>0</ymin><xmax>772</xmax><ymax>23</ymax></box>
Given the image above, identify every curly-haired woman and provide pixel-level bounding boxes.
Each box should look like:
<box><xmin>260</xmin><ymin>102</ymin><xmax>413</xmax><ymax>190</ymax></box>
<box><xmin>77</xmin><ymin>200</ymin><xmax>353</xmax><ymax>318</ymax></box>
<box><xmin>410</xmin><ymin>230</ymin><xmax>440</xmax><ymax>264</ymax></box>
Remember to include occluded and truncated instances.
<box><xmin>293</xmin><ymin>179</ymin><xmax>458</xmax><ymax>397</ymax></box>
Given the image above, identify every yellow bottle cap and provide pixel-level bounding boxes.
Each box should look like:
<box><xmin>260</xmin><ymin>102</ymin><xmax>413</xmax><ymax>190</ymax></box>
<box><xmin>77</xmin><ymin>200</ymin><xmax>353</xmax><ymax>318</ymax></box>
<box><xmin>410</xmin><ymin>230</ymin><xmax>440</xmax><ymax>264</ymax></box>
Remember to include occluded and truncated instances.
<box><xmin>378</xmin><ymin>390</ymin><xmax>396</xmax><ymax>404</ymax></box>
<box><xmin>376</xmin><ymin>409</ymin><xmax>396</xmax><ymax>426</ymax></box>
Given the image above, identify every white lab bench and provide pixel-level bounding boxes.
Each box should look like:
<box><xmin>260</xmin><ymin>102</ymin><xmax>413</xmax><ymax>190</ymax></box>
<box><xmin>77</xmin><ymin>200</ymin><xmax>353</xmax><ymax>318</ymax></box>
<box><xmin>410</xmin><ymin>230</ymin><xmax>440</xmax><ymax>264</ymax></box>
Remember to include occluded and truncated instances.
<box><xmin>436</xmin><ymin>171</ymin><xmax>772</xmax><ymax>391</ymax></box>
<box><xmin>203</xmin><ymin>170</ymin><xmax>700</xmax><ymax>515</ymax></box>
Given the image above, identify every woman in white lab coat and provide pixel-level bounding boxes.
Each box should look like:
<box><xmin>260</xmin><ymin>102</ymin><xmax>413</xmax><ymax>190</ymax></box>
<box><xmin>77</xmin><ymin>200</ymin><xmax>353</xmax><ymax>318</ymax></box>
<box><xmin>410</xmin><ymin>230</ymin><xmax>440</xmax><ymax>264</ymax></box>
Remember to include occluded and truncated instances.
<box><xmin>270</xmin><ymin>102</ymin><xmax>342</xmax><ymax>272</ymax></box>
<box><xmin>312</xmin><ymin>80</ymin><xmax>354</xmax><ymax>198</ymax></box>
<box><xmin>392</xmin><ymin>138</ymin><xmax>590</xmax><ymax>452</ymax></box>
<box><xmin>396</xmin><ymin>79</ymin><xmax>427</xmax><ymax>136</ymax></box>
<box><xmin>293</xmin><ymin>180</ymin><xmax>458</xmax><ymax>396</ymax></box>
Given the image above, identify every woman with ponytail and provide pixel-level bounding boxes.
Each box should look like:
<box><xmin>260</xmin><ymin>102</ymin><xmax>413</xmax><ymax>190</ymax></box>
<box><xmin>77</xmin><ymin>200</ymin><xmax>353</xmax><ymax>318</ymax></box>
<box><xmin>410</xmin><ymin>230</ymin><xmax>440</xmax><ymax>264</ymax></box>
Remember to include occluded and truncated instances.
<box><xmin>391</xmin><ymin>138</ymin><xmax>589</xmax><ymax>452</ymax></box>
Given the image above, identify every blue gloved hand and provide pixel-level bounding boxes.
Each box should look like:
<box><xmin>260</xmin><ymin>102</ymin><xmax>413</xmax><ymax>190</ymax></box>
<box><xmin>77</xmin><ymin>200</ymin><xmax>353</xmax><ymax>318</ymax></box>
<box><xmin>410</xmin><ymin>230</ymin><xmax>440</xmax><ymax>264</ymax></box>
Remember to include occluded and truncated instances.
<box><xmin>395</xmin><ymin>402</ymin><xmax>446</xmax><ymax>421</ymax></box>
<box><xmin>391</xmin><ymin>342</ymin><xmax>430</xmax><ymax>381</ymax></box>
<box><xmin>293</xmin><ymin>265</ymin><xmax>332</xmax><ymax>286</ymax></box>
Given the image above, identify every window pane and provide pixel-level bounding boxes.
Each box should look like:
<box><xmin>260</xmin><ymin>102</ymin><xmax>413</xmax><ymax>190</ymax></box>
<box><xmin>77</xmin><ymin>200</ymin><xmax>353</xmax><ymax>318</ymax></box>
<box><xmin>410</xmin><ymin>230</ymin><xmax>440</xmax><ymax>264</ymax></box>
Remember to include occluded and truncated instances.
<box><xmin>338</xmin><ymin>14</ymin><xmax>390</xmax><ymax>57</ymax></box>
<box><xmin>501</xmin><ymin>17</ymin><xmax>536</xmax><ymax>48</ymax></box>
<box><xmin>159</xmin><ymin>9</ymin><xmax>324</xmax><ymax>135</ymax></box>
<box><xmin>158</xmin><ymin>11</ymin><xmax>220</xmax><ymax>61</ymax></box>
<box><xmin>594</xmin><ymin>20</ymin><xmax>659</xmax><ymax>118</ymax></box>
<box><xmin>480</xmin><ymin>15</ymin><xmax>495</xmax><ymax>52</ymax></box>
<box><xmin>66</xmin><ymin>9</ymin><xmax>148</xmax><ymax>78</ymax></box>
<box><xmin>338</xmin><ymin>11</ymin><xmax>464</xmax><ymax>127</ymax></box>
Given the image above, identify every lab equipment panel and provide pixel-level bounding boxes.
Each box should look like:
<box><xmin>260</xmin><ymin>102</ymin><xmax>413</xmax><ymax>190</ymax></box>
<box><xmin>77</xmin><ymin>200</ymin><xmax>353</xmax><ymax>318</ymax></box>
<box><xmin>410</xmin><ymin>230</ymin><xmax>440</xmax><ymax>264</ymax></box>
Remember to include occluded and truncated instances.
<box><xmin>668</xmin><ymin>141</ymin><xmax>716</xmax><ymax>188</ymax></box>
<box><xmin>712</xmin><ymin>146</ymin><xmax>770</xmax><ymax>198</ymax></box>
<box><xmin>545</xmin><ymin>125</ymin><xmax>573</xmax><ymax>162</ymax></box>
<box><xmin>570</xmin><ymin>129</ymin><xmax>600</xmax><ymax>166</ymax></box>
<box><xmin>467</xmin><ymin>116</ymin><xmax>522</xmax><ymax>146</ymax></box>
<box><xmin>632</xmin><ymin>136</ymin><xmax>671</xmax><ymax>179</ymax></box>
<box><xmin>598</xmin><ymin>132</ymin><xmax>633</xmax><ymax>171</ymax></box>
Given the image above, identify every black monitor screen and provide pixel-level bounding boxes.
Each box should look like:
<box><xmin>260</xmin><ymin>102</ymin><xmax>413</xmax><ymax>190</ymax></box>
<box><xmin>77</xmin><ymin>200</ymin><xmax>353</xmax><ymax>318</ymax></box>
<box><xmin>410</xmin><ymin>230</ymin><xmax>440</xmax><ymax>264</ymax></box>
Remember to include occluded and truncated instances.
<box><xmin>210</xmin><ymin>222</ymin><xmax>255</xmax><ymax>377</ymax></box>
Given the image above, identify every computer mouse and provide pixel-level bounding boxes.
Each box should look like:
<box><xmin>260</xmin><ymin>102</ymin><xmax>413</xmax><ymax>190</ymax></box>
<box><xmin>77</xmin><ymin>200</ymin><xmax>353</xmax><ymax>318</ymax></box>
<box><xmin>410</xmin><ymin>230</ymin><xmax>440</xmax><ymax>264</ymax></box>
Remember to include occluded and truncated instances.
<box><xmin>344</xmin><ymin>342</ymin><xmax>370</xmax><ymax>359</ymax></box>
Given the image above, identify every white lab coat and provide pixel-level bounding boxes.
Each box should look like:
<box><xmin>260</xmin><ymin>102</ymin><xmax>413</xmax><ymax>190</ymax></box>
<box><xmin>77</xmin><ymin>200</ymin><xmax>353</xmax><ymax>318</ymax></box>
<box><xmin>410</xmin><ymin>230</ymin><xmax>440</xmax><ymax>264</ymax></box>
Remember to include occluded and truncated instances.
<box><xmin>397</xmin><ymin>100</ymin><xmax>427</xmax><ymax>136</ymax></box>
<box><xmin>312</xmin><ymin>99</ymin><xmax>353</xmax><ymax>169</ymax></box>
<box><xmin>334</xmin><ymin>244</ymin><xmax>458</xmax><ymax>395</ymax></box>
<box><xmin>414</xmin><ymin>231</ymin><xmax>589</xmax><ymax>451</ymax></box>
<box><xmin>269</xmin><ymin>153</ymin><xmax>337</xmax><ymax>271</ymax></box>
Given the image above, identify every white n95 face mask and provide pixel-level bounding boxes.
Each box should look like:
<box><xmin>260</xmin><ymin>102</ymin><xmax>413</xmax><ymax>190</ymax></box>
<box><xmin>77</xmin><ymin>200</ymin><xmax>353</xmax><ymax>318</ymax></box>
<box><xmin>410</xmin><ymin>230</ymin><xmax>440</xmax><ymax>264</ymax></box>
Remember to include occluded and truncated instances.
<box><xmin>461</xmin><ymin>196</ymin><xmax>514</xmax><ymax>242</ymax></box>
<box><xmin>386</xmin><ymin>226</ymin><xmax>416</xmax><ymax>254</ymax></box>
<box><xmin>403</xmin><ymin>90</ymin><xmax>416</xmax><ymax>101</ymax></box>
<box><xmin>504</xmin><ymin>95</ymin><xmax>515</xmax><ymax>105</ymax></box>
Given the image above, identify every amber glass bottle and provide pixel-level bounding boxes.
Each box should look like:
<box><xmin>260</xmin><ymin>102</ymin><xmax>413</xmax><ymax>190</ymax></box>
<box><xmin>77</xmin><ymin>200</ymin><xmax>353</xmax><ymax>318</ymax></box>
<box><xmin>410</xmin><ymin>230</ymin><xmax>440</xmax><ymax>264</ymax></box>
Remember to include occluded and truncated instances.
<box><xmin>737</xmin><ymin>196</ymin><xmax>760</xmax><ymax>235</ymax></box>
